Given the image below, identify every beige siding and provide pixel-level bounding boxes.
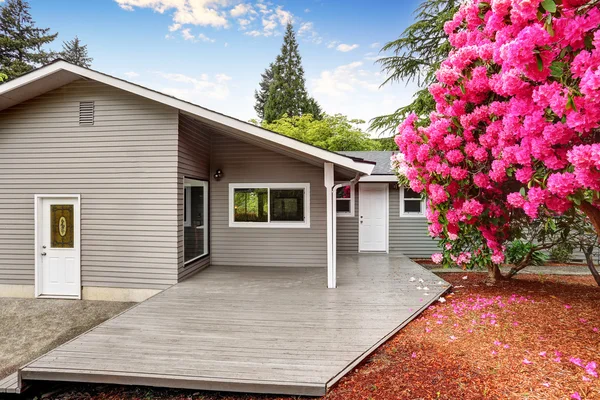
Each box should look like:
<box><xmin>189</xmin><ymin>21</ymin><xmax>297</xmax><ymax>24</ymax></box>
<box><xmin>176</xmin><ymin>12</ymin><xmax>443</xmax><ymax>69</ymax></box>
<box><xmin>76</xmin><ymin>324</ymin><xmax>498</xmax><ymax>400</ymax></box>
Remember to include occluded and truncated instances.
<box><xmin>210</xmin><ymin>133</ymin><xmax>327</xmax><ymax>268</ymax></box>
<box><xmin>177</xmin><ymin>114</ymin><xmax>210</xmax><ymax>280</ymax></box>
<box><xmin>336</xmin><ymin>184</ymin><xmax>439</xmax><ymax>258</ymax></box>
<box><xmin>0</xmin><ymin>80</ymin><xmax>180</xmax><ymax>290</ymax></box>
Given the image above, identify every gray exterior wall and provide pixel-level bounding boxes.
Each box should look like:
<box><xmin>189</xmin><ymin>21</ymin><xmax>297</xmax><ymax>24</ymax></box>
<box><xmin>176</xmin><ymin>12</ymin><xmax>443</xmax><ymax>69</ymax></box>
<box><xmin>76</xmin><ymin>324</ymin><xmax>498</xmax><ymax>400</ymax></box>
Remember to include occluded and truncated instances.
<box><xmin>336</xmin><ymin>183</ymin><xmax>439</xmax><ymax>258</ymax></box>
<box><xmin>177</xmin><ymin>114</ymin><xmax>210</xmax><ymax>280</ymax></box>
<box><xmin>0</xmin><ymin>79</ymin><xmax>180</xmax><ymax>290</ymax></box>
<box><xmin>210</xmin><ymin>133</ymin><xmax>327</xmax><ymax>268</ymax></box>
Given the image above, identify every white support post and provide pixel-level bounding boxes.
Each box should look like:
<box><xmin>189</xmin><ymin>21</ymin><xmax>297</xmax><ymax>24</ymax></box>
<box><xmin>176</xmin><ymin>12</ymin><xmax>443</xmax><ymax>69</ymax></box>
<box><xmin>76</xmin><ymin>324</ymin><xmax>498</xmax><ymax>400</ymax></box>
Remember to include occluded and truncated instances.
<box><xmin>324</xmin><ymin>162</ymin><xmax>335</xmax><ymax>288</ymax></box>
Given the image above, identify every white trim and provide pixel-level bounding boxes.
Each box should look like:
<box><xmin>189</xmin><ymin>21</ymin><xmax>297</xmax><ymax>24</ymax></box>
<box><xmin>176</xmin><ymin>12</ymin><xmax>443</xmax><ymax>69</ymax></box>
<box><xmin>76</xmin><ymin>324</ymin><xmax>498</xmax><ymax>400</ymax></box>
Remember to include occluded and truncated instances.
<box><xmin>359</xmin><ymin>175</ymin><xmax>397</xmax><ymax>182</ymax></box>
<box><xmin>183</xmin><ymin>178</ymin><xmax>209</xmax><ymax>264</ymax></box>
<box><xmin>183</xmin><ymin>186</ymin><xmax>191</xmax><ymax>228</ymax></box>
<box><xmin>34</xmin><ymin>194</ymin><xmax>81</xmax><ymax>299</ymax></box>
<box><xmin>1</xmin><ymin>61</ymin><xmax>374</xmax><ymax>175</ymax></box>
<box><xmin>399</xmin><ymin>186</ymin><xmax>426</xmax><ymax>217</ymax></box>
<box><xmin>324</xmin><ymin>163</ymin><xmax>335</xmax><ymax>289</ymax></box>
<box><xmin>358</xmin><ymin>183</ymin><xmax>389</xmax><ymax>253</ymax></box>
<box><xmin>228</xmin><ymin>183</ymin><xmax>311</xmax><ymax>228</ymax></box>
<box><xmin>335</xmin><ymin>182</ymin><xmax>355</xmax><ymax>217</ymax></box>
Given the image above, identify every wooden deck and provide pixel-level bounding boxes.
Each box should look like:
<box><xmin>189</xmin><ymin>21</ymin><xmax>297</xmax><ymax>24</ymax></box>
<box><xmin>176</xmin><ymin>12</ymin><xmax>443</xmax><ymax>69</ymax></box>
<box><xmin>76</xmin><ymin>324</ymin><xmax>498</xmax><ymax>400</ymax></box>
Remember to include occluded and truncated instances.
<box><xmin>20</xmin><ymin>254</ymin><xmax>450</xmax><ymax>396</ymax></box>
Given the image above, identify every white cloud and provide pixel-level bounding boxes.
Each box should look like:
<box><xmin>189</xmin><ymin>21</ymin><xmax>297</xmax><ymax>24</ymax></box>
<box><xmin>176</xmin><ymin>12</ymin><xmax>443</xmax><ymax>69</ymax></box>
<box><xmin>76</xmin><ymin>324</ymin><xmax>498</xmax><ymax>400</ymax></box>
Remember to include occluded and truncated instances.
<box><xmin>230</xmin><ymin>3</ymin><xmax>252</xmax><ymax>17</ymax></box>
<box><xmin>304</xmin><ymin>8</ymin><xmax>310</xmax><ymax>13</ymax></box>
<box><xmin>155</xmin><ymin>71</ymin><xmax>232</xmax><ymax>101</ymax></box>
<box><xmin>238</xmin><ymin>18</ymin><xmax>251</xmax><ymax>30</ymax></box>
<box><xmin>123</xmin><ymin>71</ymin><xmax>140</xmax><ymax>78</ymax></box>
<box><xmin>198</xmin><ymin>33</ymin><xmax>215</xmax><ymax>42</ymax></box>
<box><xmin>370</xmin><ymin>42</ymin><xmax>380</xmax><ymax>49</ymax></box>
<box><xmin>336</xmin><ymin>43</ymin><xmax>359</xmax><ymax>52</ymax></box>
<box><xmin>327</xmin><ymin>40</ymin><xmax>339</xmax><ymax>49</ymax></box>
<box><xmin>168</xmin><ymin>23</ymin><xmax>181</xmax><ymax>31</ymax></box>
<box><xmin>310</xmin><ymin>61</ymin><xmax>419</xmax><ymax>134</ymax></box>
<box><xmin>181</xmin><ymin>28</ymin><xmax>195</xmax><ymax>41</ymax></box>
<box><xmin>224</xmin><ymin>42</ymin><xmax>228</xmax><ymax>47</ymax></box>
<box><xmin>115</xmin><ymin>0</ymin><xmax>230</xmax><ymax>28</ymax></box>
<box><xmin>297</xmin><ymin>22</ymin><xmax>322</xmax><ymax>44</ymax></box>
<box><xmin>364</xmin><ymin>52</ymin><xmax>379</xmax><ymax>61</ymax></box>
<box><xmin>245</xmin><ymin>30</ymin><xmax>262</xmax><ymax>37</ymax></box>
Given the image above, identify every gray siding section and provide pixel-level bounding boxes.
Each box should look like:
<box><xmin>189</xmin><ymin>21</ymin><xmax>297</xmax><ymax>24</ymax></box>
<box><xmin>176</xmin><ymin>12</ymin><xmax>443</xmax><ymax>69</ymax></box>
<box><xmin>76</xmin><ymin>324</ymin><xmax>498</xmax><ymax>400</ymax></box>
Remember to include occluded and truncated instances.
<box><xmin>388</xmin><ymin>186</ymin><xmax>439</xmax><ymax>257</ymax></box>
<box><xmin>177</xmin><ymin>114</ymin><xmax>210</xmax><ymax>281</ymax></box>
<box><xmin>0</xmin><ymin>80</ymin><xmax>180</xmax><ymax>289</ymax></box>
<box><xmin>336</xmin><ymin>184</ymin><xmax>439</xmax><ymax>258</ymax></box>
<box><xmin>210</xmin><ymin>133</ymin><xmax>327</xmax><ymax>268</ymax></box>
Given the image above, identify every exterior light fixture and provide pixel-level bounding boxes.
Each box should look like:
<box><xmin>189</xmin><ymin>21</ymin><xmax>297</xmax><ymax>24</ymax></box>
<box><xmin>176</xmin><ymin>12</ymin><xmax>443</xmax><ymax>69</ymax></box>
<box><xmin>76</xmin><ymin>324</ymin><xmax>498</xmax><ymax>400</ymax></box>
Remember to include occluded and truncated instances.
<box><xmin>214</xmin><ymin>169</ymin><xmax>223</xmax><ymax>181</ymax></box>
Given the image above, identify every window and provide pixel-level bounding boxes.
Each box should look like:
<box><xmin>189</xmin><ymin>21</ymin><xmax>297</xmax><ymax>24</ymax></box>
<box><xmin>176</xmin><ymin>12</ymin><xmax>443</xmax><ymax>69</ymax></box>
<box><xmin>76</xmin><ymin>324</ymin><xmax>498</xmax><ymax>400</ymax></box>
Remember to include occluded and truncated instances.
<box><xmin>229</xmin><ymin>183</ymin><xmax>310</xmax><ymax>228</ymax></box>
<box><xmin>336</xmin><ymin>184</ymin><xmax>355</xmax><ymax>217</ymax></box>
<box><xmin>184</xmin><ymin>178</ymin><xmax>208</xmax><ymax>264</ymax></box>
<box><xmin>400</xmin><ymin>187</ymin><xmax>425</xmax><ymax>217</ymax></box>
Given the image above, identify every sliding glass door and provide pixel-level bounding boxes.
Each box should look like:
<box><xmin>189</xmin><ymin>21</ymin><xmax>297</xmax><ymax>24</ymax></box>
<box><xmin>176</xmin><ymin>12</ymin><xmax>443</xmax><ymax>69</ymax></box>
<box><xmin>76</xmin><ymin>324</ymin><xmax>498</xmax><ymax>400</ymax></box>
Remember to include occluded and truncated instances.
<box><xmin>184</xmin><ymin>178</ymin><xmax>208</xmax><ymax>264</ymax></box>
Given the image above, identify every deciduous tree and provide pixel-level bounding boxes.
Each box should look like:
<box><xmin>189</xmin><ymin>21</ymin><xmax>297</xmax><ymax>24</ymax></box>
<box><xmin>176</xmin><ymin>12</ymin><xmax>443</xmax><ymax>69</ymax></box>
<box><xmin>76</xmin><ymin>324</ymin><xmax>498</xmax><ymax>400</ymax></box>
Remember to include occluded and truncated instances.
<box><xmin>393</xmin><ymin>0</ymin><xmax>600</xmax><ymax>283</ymax></box>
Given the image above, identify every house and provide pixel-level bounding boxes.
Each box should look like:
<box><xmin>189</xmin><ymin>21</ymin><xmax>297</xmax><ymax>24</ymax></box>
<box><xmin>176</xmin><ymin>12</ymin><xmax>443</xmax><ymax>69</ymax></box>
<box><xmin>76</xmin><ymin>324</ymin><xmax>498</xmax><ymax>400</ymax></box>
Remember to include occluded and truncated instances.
<box><xmin>335</xmin><ymin>151</ymin><xmax>438</xmax><ymax>258</ymax></box>
<box><xmin>0</xmin><ymin>60</ymin><xmax>437</xmax><ymax>302</ymax></box>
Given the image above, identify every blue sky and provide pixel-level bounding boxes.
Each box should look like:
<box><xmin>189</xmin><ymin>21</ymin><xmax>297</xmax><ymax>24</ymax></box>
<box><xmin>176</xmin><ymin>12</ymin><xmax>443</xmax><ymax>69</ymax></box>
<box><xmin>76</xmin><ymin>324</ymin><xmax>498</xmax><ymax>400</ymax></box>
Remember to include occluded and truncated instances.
<box><xmin>26</xmin><ymin>0</ymin><xmax>422</xmax><ymax>135</ymax></box>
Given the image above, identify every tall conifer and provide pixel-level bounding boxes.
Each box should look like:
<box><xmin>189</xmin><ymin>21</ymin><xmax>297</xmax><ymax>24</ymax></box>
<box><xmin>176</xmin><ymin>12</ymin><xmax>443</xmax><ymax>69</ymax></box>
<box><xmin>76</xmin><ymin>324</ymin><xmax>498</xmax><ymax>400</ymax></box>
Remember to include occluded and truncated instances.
<box><xmin>61</xmin><ymin>36</ymin><xmax>92</xmax><ymax>68</ymax></box>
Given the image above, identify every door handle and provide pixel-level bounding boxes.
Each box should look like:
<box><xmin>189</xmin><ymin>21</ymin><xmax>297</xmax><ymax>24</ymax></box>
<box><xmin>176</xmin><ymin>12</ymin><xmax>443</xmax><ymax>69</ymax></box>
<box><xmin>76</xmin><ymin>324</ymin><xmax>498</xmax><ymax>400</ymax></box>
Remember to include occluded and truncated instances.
<box><xmin>41</xmin><ymin>252</ymin><xmax>47</xmax><ymax>256</ymax></box>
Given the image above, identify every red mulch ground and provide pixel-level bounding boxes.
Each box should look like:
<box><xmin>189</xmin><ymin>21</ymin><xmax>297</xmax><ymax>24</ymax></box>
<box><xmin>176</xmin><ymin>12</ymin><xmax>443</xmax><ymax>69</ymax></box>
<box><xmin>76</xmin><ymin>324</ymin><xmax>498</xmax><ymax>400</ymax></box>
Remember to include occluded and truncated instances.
<box><xmin>31</xmin><ymin>273</ymin><xmax>600</xmax><ymax>400</ymax></box>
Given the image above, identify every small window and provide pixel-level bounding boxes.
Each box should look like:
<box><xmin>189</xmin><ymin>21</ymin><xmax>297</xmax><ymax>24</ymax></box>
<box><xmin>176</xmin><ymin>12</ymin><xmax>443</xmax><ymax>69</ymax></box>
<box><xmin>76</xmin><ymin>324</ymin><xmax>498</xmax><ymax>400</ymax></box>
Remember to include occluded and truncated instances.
<box><xmin>400</xmin><ymin>187</ymin><xmax>425</xmax><ymax>217</ymax></box>
<box><xmin>229</xmin><ymin>183</ymin><xmax>310</xmax><ymax>228</ymax></box>
<box><xmin>336</xmin><ymin>184</ymin><xmax>355</xmax><ymax>217</ymax></box>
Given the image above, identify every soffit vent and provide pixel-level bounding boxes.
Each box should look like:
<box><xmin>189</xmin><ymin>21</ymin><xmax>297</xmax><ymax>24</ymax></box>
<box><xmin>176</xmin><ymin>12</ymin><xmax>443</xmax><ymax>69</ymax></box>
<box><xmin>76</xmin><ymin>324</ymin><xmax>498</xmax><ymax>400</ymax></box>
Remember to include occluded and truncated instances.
<box><xmin>79</xmin><ymin>101</ymin><xmax>94</xmax><ymax>125</ymax></box>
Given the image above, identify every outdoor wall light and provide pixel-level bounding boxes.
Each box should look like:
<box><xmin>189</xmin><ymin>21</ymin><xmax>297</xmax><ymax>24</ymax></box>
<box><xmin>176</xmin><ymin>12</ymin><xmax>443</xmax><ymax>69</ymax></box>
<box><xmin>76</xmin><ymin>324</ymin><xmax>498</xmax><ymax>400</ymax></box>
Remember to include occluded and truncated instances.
<box><xmin>214</xmin><ymin>169</ymin><xmax>224</xmax><ymax>181</ymax></box>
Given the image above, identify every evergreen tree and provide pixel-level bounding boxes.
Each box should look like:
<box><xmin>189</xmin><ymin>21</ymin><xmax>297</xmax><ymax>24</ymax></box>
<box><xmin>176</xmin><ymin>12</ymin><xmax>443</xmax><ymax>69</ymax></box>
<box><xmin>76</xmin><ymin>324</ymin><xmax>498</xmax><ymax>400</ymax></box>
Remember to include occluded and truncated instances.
<box><xmin>261</xmin><ymin>23</ymin><xmax>321</xmax><ymax>123</ymax></box>
<box><xmin>254</xmin><ymin>63</ymin><xmax>274</xmax><ymax>120</ymax></box>
<box><xmin>369</xmin><ymin>0</ymin><xmax>459</xmax><ymax>133</ymax></box>
<box><xmin>0</xmin><ymin>0</ymin><xmax>57</xmax><ymax>80</ymax></box>
<box><xmin>60</xmin><ymin>36</ymin><xmax>92</xmax><ymax>68</ymax></box>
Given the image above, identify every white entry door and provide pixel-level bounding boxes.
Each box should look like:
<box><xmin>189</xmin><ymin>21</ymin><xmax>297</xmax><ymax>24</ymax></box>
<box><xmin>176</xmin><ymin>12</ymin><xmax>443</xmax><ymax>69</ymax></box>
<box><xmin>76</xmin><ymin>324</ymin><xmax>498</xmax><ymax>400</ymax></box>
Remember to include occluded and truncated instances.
<box><xmin>359</xmin><ymin>184</ymin><xmax>388</xmax><ymax>252</ymax></box>
<box><xmin>36</xmin><ymin>195</ymin><xmax>81</xmax><ymax>298</ymax></box>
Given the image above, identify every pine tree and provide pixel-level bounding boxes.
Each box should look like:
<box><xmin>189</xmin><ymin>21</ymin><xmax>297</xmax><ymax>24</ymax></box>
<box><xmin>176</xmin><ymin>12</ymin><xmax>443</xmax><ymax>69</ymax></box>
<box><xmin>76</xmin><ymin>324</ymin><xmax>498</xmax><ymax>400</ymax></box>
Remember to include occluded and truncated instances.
<box><xmin>0</xmin><ymin>0</ymin><xmax>57</xmax><ymax>80</ymax></box>
<box><xmin>261</xmin><ymin>23</ymin><xmax>321</xmax><ymax>123</ymax></box>
<box><xmin>60</xmin><ymin>36</ymin><xmax>92</xmax><ymax>68</ymax></box>
<box><xmin>369</xmin><ymin>0</ymin><xmax>459</xmax><ymax>133</ymax></box>
<box><xmin>254</xmin><ymin>63</ymin><xmax>274</xmax><ymax>120</ymax></box>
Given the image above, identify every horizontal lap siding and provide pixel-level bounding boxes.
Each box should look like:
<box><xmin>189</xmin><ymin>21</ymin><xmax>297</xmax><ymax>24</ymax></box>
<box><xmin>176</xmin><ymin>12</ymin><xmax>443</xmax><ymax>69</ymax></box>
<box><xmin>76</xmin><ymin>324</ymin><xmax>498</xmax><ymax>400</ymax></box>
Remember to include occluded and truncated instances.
<box><xmin>177</xmin><ymin>114</ymin><xmax>210</xmax><ymax>281</ymax></box>
<box><xmin>389</xmin><ymin>187</ymin><xmax>439</xmax><ymax>257</ymax></box>
<box><xmin>0</xmin><ymin>80</ymin><xmax>179</xmax><ymax>289</ymax></box>
<box><xmin>210</xmin><ymin>134</ymin><xmax>326</xmax><ymax>268</ymax></box>
<box><xmin>336</xmin><ymin>184</ymin><xmax>439</xmax><ymax>258</ymax></box>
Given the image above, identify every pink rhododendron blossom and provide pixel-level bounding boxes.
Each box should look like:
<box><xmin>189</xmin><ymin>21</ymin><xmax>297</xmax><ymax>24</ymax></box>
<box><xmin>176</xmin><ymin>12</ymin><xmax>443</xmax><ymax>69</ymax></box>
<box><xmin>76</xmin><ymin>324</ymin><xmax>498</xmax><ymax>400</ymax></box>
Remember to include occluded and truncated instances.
<box><xmin>392</xmin><ymin>0</ymin><xmax>600</xmax><ymax>271</ymax></box>
<box><xmin>431</xmin><ymin>253</ymin><xmax>444</xmax><ymax>264</ymax></box>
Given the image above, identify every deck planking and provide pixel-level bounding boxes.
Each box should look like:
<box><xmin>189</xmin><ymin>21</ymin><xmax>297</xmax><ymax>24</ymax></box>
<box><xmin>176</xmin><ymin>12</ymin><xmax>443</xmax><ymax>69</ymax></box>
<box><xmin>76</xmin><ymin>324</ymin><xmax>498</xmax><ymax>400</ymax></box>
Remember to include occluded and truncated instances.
<box><xmin>20</xmin><ymin>253</ymin><xmax>450</xmax><ymax>396</ymax></box>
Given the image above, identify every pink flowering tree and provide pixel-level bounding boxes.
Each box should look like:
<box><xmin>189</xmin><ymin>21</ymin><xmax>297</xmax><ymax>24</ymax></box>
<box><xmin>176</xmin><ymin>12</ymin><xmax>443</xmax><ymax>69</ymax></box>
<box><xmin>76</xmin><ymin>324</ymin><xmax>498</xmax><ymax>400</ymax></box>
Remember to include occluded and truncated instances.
<box><xmin>393</xmin><ymin>0</ymin><xmax>600</xmax><ymax>282</ymax></box>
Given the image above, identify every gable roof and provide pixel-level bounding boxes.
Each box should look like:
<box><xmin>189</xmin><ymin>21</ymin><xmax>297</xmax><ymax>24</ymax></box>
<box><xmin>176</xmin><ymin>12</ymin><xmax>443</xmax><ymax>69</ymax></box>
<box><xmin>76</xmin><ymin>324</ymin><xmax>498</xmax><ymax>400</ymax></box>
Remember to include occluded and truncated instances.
<box><xmin>338</xmin><ymin>151</ymin><xmax>395</xmax><ymax>175</ymax></box>
<box><xmin>0</xmin><ymin>60</ymin><xmax>374</xmax><ymax>176</ymax></box>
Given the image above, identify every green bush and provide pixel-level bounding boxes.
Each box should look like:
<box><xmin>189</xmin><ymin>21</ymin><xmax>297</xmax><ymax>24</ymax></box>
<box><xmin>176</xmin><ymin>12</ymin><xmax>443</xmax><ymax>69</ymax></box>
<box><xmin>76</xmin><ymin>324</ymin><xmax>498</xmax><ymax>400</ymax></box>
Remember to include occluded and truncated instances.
<box><xmin>506</xmin><ymin>239</ymin><xmax>549</xmax><ymax>266</ymax></box>
<box><xmin>550</xmin><ymin>242</ymin><xmax>574</xmax><ymax>263</ymax></box>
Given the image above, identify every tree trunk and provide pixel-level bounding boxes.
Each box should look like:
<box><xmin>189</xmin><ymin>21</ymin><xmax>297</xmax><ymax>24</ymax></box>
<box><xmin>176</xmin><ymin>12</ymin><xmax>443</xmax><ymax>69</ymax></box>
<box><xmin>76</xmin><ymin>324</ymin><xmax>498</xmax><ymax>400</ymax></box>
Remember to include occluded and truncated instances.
<box><xmin>486</xmin><ymin>263</ymin><xmax>507</xmax><ymax>284</ymax></box>
<box><xmin>580</xmin><ymin>202</ymin><xmax>600</xmax><ymax>241</ymax></box>
<box><xmin>583</xmin><ymin>247</ymin><xmax>600</xmax><ymax>287</ymax></box>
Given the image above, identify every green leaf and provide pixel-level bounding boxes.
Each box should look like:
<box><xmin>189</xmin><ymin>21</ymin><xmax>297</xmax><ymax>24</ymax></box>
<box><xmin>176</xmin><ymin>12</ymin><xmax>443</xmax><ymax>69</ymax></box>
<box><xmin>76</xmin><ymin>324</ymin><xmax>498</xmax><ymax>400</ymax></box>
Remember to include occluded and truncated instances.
<box><xmin>520</xmin><ymin>187</ymin><xmax>526</xmax><ymax>196</ymax></box>
<box><xmin>550</xmin><ymin>61</ymin><xmax>564</xmax><ymax>78</ymax></box>
<box><xmin>541</xmin><ymin>0</ymin><xmax>557</xmax><ymax>13</ymax></box>
<box><xmin>535</xmin><ymin>53</ymin><xmax>544</xmax><ymax>72</ymax></box>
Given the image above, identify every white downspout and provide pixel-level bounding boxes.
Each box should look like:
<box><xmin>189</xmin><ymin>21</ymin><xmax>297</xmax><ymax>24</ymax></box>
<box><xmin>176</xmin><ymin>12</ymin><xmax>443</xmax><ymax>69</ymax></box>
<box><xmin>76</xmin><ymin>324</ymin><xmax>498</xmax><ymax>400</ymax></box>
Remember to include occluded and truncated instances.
<box><xmin>330</xmin><ymin>173</ymin><xmax>361</xmax><ymax>289</ymax></box>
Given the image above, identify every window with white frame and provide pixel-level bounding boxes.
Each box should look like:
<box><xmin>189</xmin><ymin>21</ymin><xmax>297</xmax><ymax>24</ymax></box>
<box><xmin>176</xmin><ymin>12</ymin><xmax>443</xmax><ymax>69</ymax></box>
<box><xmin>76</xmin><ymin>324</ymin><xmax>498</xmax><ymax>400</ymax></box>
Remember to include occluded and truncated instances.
<box><xmin>229</xmin><ymin>183</ymin><xmax>310</xmax><ymax>228</ymax></box>
<box><xmin>400</xmin><ymin>187</ymin><xmax>425</xmax><ymax>217</ymax></box>
<box><xmin>336</xmin><ymin>184</ymin><xmax>355</xmax><ymax>217</ymax></box>
<box><xmin>184</xmin><ymin>178</ymin><xmax>208</xmax><ymax>264</ymax></box>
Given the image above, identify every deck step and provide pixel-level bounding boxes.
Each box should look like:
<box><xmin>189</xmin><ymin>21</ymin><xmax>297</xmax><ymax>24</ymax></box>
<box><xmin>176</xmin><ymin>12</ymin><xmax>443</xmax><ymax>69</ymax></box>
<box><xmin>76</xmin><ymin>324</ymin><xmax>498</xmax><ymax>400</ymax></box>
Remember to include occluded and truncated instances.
<box><xmin>0</xmin><ymin>372</ymin><xmax>22</xmax><ymax>394</ymax></box>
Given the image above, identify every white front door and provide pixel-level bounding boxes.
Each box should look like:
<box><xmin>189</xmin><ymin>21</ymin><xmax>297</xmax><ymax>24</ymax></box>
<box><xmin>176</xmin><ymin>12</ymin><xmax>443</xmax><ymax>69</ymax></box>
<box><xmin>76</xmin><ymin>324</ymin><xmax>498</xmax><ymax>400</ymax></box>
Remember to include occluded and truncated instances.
<box><xmin>36</xmin><ymin>196</ymin><xmax>81</xmax><ymax>298</ymax></box>
<box><xmin>359</xmin><ymin>183</ymin><xmax>388</xmax><ymax>252</ymax></box>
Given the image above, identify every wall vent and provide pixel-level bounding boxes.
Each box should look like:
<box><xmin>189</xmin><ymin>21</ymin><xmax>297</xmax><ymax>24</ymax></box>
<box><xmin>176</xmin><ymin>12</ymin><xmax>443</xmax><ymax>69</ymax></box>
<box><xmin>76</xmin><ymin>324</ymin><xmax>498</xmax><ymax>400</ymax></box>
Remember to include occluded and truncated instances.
<box><xmin>79</xmin><ymin>101</ymin><xmax>94</xmax><ymax>125</ymax></box>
